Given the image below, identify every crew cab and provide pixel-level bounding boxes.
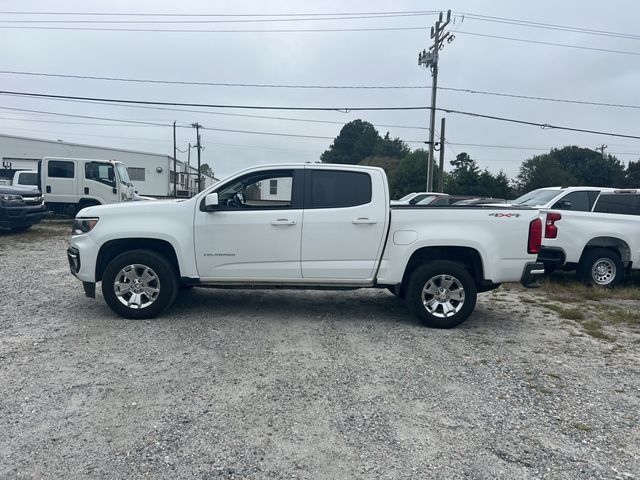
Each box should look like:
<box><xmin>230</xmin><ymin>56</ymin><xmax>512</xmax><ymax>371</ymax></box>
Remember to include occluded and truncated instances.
<box><xmin>67</xmin><ymin>164</ymin><xmax>544</xmax><ymax>328</ymax></box>
<box><xmin>0</xmin><ymin>185</ymin><xmax>46</xmax><ymax>232</ymax></box>
<box><xmin>539</xmin><ymin>189</ymin><xmax>640</xmax><ymax>286</ymax></box>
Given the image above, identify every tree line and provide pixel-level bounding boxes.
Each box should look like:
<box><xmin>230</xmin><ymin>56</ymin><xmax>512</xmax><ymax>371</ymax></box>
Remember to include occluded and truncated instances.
<box><xmin>321</xmin><ymin>119</ymin><xmax>640</xmax><ymax>199</ymax></box>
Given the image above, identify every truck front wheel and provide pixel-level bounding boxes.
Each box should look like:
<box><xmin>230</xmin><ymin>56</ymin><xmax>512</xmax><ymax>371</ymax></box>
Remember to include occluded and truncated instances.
<box><xmin>406</xmin><ymin>261</ymin><xmax>477</xmax><ymax>328</ymax></box>
<box><xmin>101</xmin><ymin>249</ymin><xmax>178</xmax><ymax>319</ymax></box>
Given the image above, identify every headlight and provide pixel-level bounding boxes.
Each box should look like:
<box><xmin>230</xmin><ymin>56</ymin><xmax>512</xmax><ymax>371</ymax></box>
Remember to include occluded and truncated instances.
<box><xmin>72</xmin><ymin>217</ymin><xmax>99</xmax><ymax>235</ymax></box>
<box><xmin>0</xmin><ymin>194</ymin><xmax>23</xmax><ymax>201</ymax></box>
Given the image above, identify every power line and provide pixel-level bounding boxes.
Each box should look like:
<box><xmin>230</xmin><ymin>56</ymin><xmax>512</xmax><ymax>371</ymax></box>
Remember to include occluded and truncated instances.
<box><xmin>2</xmin><ymin>70</ymin><xmax>638</xmax><ymax>110</ymax></box>
<box><xmin>457</xmin><ymin>12</ymin><xmax>640</xmax><ymax>41</ymax></box>
<box><xmin>455</xmin><ymin>30</ymin><xmax>640</xmax><ymax>56</ymax></box>
<box><xmin>0</xmin><ymin>90</ymin><xmax>428</xmax><ymax>111</ymax></box>
<box><xmin>4</xmin><ymin>8</ymin><xmax>638</xmax><ymax>41</ymax></box>
<box><xmin>2</xmin><ymin>92</ymin><xmax>639</xmax><ymax>140</ymax></box>
<box><xmin>0</xmin><ymin>25</ymin><xmax>428</xmax><ymax>33</ymax></box>
<box><xmin>0</xmin><ymin>12</ymin><xmax>439</xmax><ymax>24</ymax></box>
<box><xmin>0</xmin><ymin>9</ymin><xmax>437</xmax><ymax>17</ymax></box>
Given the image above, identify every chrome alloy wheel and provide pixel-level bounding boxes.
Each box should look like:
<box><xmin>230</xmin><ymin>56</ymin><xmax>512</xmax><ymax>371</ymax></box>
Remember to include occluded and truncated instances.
<box><xmin>591</xmin><ymin>258</ymin><xmax>616</xmax><ymax>285</ymax></box>
<box><xmin>421</xmin><ymin>274</ymin><xmax>466</xmax><ymax>318</ymax></box>
<box><xmin>113</xmin><ymin>264</ymin><xmax>161</xmax><ymax>309</ymax></box>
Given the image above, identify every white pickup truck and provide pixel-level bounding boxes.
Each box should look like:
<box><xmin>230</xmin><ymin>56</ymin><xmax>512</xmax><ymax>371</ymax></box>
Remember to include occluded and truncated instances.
<box><xmin>67</xmin><ymin>163</ymin><xmax>544</xmax><ymax>328</ymax></box>
<box><xmin>539</xmin><ymin>189</ymin><xmax>640</xmax><ymax>286</ymax></box>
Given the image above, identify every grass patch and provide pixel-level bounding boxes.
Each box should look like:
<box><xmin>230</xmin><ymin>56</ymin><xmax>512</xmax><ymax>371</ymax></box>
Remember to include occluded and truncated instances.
<box><xmin>540</xmin><ymin>302</ymin><xmax>585</xmax><ymax>320</ymax></box>
<box><xmin>608</xmin><ymin>309</ymin><xmax>640</xmax><ymax>328</ymax></box>
<box><xmin>581</xmin><ymin>320</ymin><xmax>615</xmax><ymax>340</ymax></box>
<box><xmin>573</xmin><ymin>422</ymin><xmax>593</xmax><ymax>432</ymax></box>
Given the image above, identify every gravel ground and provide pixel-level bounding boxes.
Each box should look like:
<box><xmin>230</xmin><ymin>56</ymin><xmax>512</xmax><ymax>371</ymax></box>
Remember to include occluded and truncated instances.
<box><xmin>1</xmin><ymin>221</ymin><xmax>639</xmax><ymax>480</ymax></box>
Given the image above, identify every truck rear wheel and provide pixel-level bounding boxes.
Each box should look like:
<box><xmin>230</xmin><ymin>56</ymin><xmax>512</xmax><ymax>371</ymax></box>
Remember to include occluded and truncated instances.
<box><xmin>101</xmin><ymin>249</ymin><xmax>178</xmax><ymax>319</ymax></box>
<box><xmin>578</xmin><ymin>248</ymin><xmax>623</xmax><ymax>287</ymax></box>
<box><xmin>406</xmin><ymin>261</ymin><xmax>477</xmax><ymax>328</ymax></box>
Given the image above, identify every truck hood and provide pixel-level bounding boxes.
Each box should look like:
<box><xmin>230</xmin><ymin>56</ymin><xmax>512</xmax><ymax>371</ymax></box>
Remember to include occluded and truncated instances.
<box><xmin>78</xmin><ymin>197</ymin><xmax>194</xmax><ymax>218</ymax></box>
<box><xmin>0</xmin><ymin>185</ymin><xmax>42</xmax><ymax>196</ymax></box>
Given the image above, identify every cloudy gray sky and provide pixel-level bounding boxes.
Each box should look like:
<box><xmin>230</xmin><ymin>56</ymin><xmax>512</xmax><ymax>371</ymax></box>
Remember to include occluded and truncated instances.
<box><xmin>1</xmin><ymin>0</ymin><xmax>638</xmax><ymax>180</ymax></box>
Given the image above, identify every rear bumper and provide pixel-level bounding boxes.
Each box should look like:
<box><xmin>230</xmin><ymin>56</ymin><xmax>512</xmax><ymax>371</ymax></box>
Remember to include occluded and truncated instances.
<box><xmin>521</xmin><ymin>261</ymin><xmax>545</xmax><ymax>288</ymax></box>
<box><xmin>537</xmin><ymin>247</ymin><xmax>566</xmax><ymax>268</ymax></box>
<box><xmin>0</xmin><ymin>204</ymin><xmax>47</xmax><ymax>228</ymax></box>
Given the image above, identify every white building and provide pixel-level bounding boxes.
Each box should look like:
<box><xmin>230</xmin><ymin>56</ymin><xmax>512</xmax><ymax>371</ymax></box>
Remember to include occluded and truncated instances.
<box><xmin>0</xmin><ymin>133</ymin><xmax>217</xmax><ymax>197</ymax></box>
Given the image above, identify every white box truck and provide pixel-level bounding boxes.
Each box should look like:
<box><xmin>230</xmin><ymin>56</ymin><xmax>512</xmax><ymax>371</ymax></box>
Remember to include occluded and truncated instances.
<box><xmin>38</xmin><ymin>157</ymin><xmax>136</xmax><ymax>215</ymax></box>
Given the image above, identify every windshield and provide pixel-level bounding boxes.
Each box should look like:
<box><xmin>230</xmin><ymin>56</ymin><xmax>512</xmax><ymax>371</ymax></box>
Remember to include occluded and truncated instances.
<box><xmin>512</xmin><ymin>189</ymin><xmax>561</xmax><ymax>206</ymax></box>
<box><xmin>415</xmin><ymin>195</ymin><xmax>439</xmax><ymax>205</ymax></box>
<box><xmin>397</xmin><ymin>192</ymin><xmax>416</xmax><ymax>201</ymax></box>
<box><xmin>115</xmin><ymin>163</ymin><xmax>131</xmax><ymax>184</ymax></box>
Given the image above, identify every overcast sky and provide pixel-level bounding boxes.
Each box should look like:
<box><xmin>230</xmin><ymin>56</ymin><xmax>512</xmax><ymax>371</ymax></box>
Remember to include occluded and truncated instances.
<box><xmin>1</xmin><ymin>0</ymin><xmax>638</xmax><ymax>181</ymax></box>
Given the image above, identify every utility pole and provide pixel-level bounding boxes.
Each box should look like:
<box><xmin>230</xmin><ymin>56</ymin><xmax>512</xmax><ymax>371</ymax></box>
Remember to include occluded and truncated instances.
<box><xmin>192</xmin><ymin>123</ymin><xmax>202</xmax><ymax>192</ymax></box>
<box><xmin>596</xmin><ymin>144</ymin><xmax>608</xmax><ymax>159</ymax></box>
<box><xmin>418</xmin><ymin>9</ymin><xmax>453</xmax><ymax>192</ymax></box>
<box><xmin>172</xmin><ymin>121</ymin><xmax>177</xmax><ymax>197</ymax></box>
<box><xmin>438</xmin><ymin>117</ymin><xmax>446</xmax><ymax>192</ymax></box>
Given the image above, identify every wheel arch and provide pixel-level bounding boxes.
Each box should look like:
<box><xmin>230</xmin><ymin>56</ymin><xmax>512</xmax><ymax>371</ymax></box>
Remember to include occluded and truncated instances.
<box><xmin>96</xmin><ymin>238</ymin><xmax>180</xmax><ymax>282</ymax></box>
<box><xmin>400</xmin><ymin>246</ymin><xmax>484</xmax><ymax>293</ymax></box>
<box><xmin>581</xmin><ymin>237</ymin><xmax>630</xmax><ymax>266</ymax></box>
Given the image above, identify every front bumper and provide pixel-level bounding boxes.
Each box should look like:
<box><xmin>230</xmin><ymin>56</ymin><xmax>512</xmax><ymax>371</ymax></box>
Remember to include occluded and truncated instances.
<box><xmin>0</xmin><ymin>204</ymin><xmax>47</xmax><ymax>228</ymax></box>
<box><xmin>521</xmin><ymin>261</ymin><xmax>545</xmax><ymax>288</ymax></box>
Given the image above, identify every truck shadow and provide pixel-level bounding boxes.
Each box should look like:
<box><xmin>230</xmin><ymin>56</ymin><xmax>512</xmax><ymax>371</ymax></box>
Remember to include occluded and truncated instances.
<box><xmin>167</xmin><ymin>287</ymin><xmax>496</xmax><ymax>330</ymax></box>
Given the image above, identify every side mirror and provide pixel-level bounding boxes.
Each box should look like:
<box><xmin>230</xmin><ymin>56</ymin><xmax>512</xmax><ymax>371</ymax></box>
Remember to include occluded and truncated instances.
<box><xmin>112</xmin><ymin>187</ymin><xmax>117</xmax><ymax>194</ymax></box>
<box><xmin>204</xmin><ymin>192</ymin><xmax>219</xmax><ymax>211</ymax></box>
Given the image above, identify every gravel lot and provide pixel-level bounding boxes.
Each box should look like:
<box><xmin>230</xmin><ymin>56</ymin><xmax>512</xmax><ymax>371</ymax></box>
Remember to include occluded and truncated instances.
<box><xmin>1</xmin><ymin>221</ymin><xmax>639</xmax><ymax>480</ymax></box>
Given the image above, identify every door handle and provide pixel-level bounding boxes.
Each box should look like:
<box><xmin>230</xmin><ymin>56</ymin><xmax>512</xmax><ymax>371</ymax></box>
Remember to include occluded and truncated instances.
<box><xmin>271</xmin><ymin>219</ymin><xmax>297</xmax><ymax>226</ymax></box>
<box><xmin>352</xmin><ymin>217</ymin><xmax>377</xmax><ymax>225</ymax></box>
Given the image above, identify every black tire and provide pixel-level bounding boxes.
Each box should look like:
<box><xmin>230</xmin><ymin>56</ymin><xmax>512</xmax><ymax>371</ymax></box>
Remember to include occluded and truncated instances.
<box><xmin>101</xmin><ymin>249</ymin><xmax>178</xmax><ymax>319</ymax></box>
<box><xmin>578</xmin><ymin>248</ymin><xmax>623</xmax><ymax>287</ymax></box>
<box><xmin>406</xmin><ymin>261</ymin><xmax>477</xmax><ymax>329</ymax></box>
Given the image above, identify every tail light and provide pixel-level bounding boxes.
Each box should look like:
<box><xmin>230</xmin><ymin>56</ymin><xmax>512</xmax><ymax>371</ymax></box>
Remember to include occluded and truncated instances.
<box><xmin>545</xmin><ymin>212</ymin><xmax>562</xmax><ymax>239</ymax></box>
<box><xmin>528</xmin><ymin>218</ymin><xmax>542</xmax><ymax>254</ymax></box>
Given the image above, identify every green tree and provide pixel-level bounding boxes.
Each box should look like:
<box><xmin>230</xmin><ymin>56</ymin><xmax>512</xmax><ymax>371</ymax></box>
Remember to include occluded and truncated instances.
<box><xmin>200</xmin><ymin>163</ymin><xmax>214</xmax><ymax>177</ymax></box>
<box><xmin>625</xmin><ymin>159</ymin><xmax>640</xmax><ymax>187</ymax></box>
<box><xmin>374</xmin><ymin>132</ymin><xmax>410</xmax><ymax>158</ymax></box>
<box><xmin>389</xmin><ymin>149</ymin><xmax>440</xmax><ymax>199</ymax></box>
<box><xmin>445</xmin><ymin>152</ymin><xmax>482</xmax><ymax>195</ymax></box>
<box><xmin>359</xmin><ymin>156</ymin><xmax>402</xmax><ymax>185</ymax></box>
<box><xmin>516</xmin><ymin>146</ymin><xmax>625</xmax><ymax>193</ymax></box>
<box><xmin>321</xmin><ymin>120</ymin><xmax>381</xmax><ymax>164</ymax></box>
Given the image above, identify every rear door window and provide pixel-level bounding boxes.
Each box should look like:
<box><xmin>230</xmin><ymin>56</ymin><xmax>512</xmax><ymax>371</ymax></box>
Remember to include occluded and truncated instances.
<box><xmin>593</xmin><ymin>194</ymin><xmax>640</xmax><ymax>215</ymax></box>
<box><xmin>307</xmin><ymin>170</ymin><xmax>372</xmax><ymax>208</ymax></box>
<box><xmin>48</xmin><ymin>160</ymin><xmax>75</xmax><ymax>178</ymax></box>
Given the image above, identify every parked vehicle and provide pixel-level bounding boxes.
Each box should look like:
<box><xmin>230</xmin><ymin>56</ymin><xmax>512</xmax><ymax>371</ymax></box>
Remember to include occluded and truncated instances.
<box><xmin>452</xmin><ymin>197</ymin><xmax>507</xmax><ymax>206</ymax></box>
<box><xmin>0</xmin><ymin>185</ymin><xmax>47</xmax><ymax>231</ymax></box>
<box><xmin>40</xmin><ymin>157</ymin><xmax>136</xmax><ymax>215</ymax></box>
<box><xmin>390</xmin><ymin>191</ymin><xmax>446</xmax><ymax>205</ymax></box>
<box><xmin>538</xmin><ymin>189</ymin><xmax>640</xmax><ymax>286</ymax></box>
<box><xmin>416</xmin><ymin>194</ymin><xmax>476</xmax><ymax>206</ymax></box>
<box><xmin>67</xmin><ymin>163</ymin><xmax>544</xmax><ymax>328</ymax></box>
<box><xmin>507</xmin><ymin>186</ymin><xmax>608</xmax><ymax>210</ymax></box>
<box><xmin>12</xmin><ymin>170</ymin><xmax>39</xmax><ymax>190</ymax></box>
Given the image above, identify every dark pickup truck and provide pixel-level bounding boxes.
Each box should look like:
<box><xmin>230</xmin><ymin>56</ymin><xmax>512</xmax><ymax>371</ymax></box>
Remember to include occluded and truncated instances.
<box><xmin>0</xmin><ymin>185</ymin><xmax>47</xmax><ymax>232</ymax></box>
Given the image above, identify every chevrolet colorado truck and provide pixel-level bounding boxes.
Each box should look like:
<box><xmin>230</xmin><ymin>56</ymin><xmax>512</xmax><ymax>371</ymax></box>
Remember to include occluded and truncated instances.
<box><xmin>68</xmin><ymin>164</ymin><xmax>544</xmax><ymax>328</ymax></box>
<box><xmin>539</xmin><ymin>189</ymin><xmax>640</xmax><ymax>286</ymax></box>
<box><xmin>0</xmin><ymin>185</ymin><xmax>46</xmax><ymax>232</ymax></box>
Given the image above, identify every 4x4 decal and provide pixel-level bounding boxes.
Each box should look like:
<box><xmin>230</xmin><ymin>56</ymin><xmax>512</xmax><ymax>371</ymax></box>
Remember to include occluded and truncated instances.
<box><xmin>488</xmin><ymin>213</ymin><xmax>521</xmax><ymax>218</ymax></box>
